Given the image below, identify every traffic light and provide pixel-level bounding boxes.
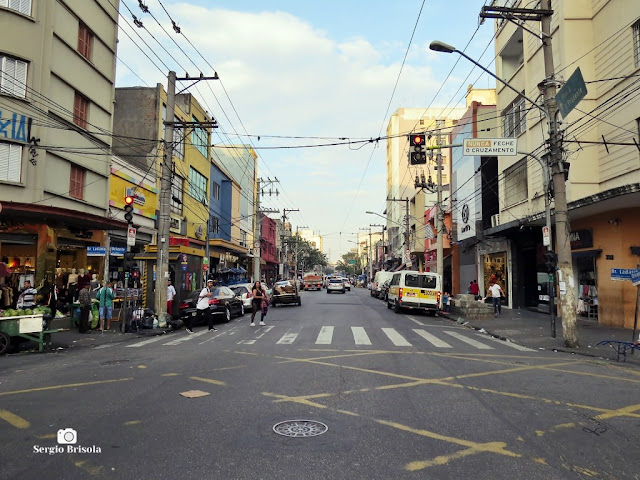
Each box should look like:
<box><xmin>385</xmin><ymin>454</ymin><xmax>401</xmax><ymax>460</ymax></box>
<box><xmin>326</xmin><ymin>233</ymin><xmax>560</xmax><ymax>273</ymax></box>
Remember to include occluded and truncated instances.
<box><xmin>544</xmin><ymin>250</ymin><xmax>558</xmax><ymax>273</ymax></box>
<box><xmin>124</xmin><ymin>195</ymin><xmax>134</xmax><ymax>224</ymax></box>
<box><xmin>409</xmin><ymin>134</ymin><xmax>426</xmax><ymax>165</ymax></box>
<box><xmin>123</xmin><ymin>251</ymin><xmax>135</xmax><ymax>271</ymax></box>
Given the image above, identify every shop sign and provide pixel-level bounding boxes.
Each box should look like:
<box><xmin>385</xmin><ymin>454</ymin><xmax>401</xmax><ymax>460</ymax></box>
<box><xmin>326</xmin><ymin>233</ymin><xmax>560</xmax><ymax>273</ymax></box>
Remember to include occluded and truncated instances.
<box><xmin>180</xmin><ymin>253</ymin><xmax>188</xmax><ymax>272</ymax></box>
<box><xmin>632</xmin><ymin>270</ymin><xmax>640</xmax><ymax>286</ymax></box>
<box><xmin>611</xmin><ymin>268</ymin><xmax>639</xmax><ymax>281</ymax></box>
<box><xmin>124</xmin><ymin>187</ymin><xmax>146</xmax><ymax>206</ymax></box>
<box><xmin>87</xmin><ymin>246</ymin><xmax>107</xmax><ymax>256</ymax></box>
<box><xmin>110</xmin><ymin>247</ymin><xmax>126</xmax><ymax>256</ymax></box>
<box><xmin>570</xmin><ymin>229</ymin><xmax>593</xmax><ymax>250</ymax></box>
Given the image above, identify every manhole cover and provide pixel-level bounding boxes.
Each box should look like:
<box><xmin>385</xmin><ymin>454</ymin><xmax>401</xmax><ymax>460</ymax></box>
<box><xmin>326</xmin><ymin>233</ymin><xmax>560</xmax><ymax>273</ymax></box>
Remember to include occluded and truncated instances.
<box><xmin>273</xmin><ymin>420</ymin><xmax>328</xmax><ymax>438</ymax></box>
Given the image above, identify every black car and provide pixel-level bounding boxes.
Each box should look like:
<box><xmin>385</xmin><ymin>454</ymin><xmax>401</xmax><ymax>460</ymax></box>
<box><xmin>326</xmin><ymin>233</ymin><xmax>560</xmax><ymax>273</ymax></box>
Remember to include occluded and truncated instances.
<box><xmin>178</xmin><ymin>286</ymin><xmax>244</xmax><ymax>324</ymax></box>
<box><xmin>271</xmin><ymin>280</ymin><xmax>301</xmax><ymax>307</ymax></box>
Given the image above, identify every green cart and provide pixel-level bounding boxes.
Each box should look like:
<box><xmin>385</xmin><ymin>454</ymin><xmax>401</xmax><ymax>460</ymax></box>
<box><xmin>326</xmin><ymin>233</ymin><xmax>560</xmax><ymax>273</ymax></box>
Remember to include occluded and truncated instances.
<box><xmin>0</xmin><ymin>314</ymin><xmax>59</xmax><ymax>354</ymax></box>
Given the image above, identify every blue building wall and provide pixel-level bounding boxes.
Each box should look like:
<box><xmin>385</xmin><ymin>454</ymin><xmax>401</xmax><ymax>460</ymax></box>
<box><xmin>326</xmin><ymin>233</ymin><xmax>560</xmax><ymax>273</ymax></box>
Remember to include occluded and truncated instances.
<box><xmin>209</xmin><ymin>162</ymin><xmax>232</xmax><ymax>242</ymax></box>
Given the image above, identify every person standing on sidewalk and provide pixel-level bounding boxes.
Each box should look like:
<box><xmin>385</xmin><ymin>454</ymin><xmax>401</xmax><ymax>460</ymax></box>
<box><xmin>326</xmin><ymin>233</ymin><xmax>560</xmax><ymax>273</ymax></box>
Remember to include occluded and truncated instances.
<box><xmin>470</xmin><ymin>280</ymin><xmax>480</xmax><ymax>299</ymax></box>
<box><xmin>97</xmin><ymin>281</ymin><xmax>115</xmax><ymax>331</ymax></box>
<box><xmin>250</xmin><ymin>281</ymin><xmax>266</xmax><ymax>327</ymax></box>
<box><xmin>167</xmin><ymin>279</ymin><xmax>176</xmax><ymax>317</ymax></box>
<box><xmin>488</xmin><ymin>281</ymin><xmax>504</xmax><ymax>316</ymax></box>
<box><xmin>78</xmin><ymin>283</ymin><xmax>92</xmax><ymax>333</ymax></box>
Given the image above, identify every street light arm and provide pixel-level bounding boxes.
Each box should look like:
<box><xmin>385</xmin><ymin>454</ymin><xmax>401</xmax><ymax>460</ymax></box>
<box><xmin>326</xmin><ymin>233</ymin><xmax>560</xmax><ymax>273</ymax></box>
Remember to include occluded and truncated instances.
<box><xmin>429</xmin><ymin>40</ymin><xmax>548</xmax><ymax>120</ymax></box>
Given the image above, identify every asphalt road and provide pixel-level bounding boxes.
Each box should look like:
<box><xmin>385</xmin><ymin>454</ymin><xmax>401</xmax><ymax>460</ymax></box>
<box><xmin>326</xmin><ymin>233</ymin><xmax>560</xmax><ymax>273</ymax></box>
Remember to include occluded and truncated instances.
<box><xmin>1</xmin><ymin>287</ymin><xmax>640</xmax><ymax>480</ymax></box>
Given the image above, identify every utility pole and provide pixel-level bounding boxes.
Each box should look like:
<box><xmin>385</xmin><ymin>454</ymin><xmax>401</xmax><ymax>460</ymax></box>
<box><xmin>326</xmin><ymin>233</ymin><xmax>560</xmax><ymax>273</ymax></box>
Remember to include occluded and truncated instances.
<box><xmin>155</xmin><ymin>71</ymin><xmax>176</xmax><ymax>318</ymax></box>
<box><xmin>294</xmin><ymin>225</ymin><xmax>307</xmax><ymax>280</ymax></box>
<box><xmin>253</xmin><ymin>177</ymin><xmax>279</xmax><ymax>283</ymax></box>
<box><xmin>478</xmin><ymin>2</ymin><xmax>578</xmax><ymax>347</ymax></box>
<box><xmin>281</xmin><ymin>208</ymin><xmax>299</xmax><ymax>280</ymax></box>
<box><xmin>540</xmin><ymin>0</ymin><xmax>577</xmax><ymax>347</ymax></box>
<box><xmin>435</xmin><ymin>128</ymin><xmax>444</xmax><ymax>277</ymax></box>
<box><xmin>360</xmin><ymin>227</ymin><xmax>373</xmax><ymax>281</ymax></box>
<box><xmin>370</xmin><ymin>224</ymin><xmax>385</xmax><ymax>270</ymax></box>
<box><xmin>155</xmin><ymin>71</ymin><xmax>219</xmax><ymax>317</ymax></box>
<box><xmin>387</xmin><ymin>198</ymin><xmax>410</xmax><ymax>267</ymax></box>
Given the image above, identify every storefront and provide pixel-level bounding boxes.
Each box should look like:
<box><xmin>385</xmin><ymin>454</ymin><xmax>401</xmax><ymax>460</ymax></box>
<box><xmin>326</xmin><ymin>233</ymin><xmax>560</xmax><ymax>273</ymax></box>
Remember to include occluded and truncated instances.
<box><xmin>477</xmin><ymin>238</ymin><xmax>510</xmax><ymax>307</ymax></box>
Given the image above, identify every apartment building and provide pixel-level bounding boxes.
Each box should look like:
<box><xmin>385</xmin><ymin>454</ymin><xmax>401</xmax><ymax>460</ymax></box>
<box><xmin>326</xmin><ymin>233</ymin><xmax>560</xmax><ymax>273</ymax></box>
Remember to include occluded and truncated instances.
<box><xmin>489</xmin><ymin>0</ymin><xmax>640</xmax><ymax>328</ymax></box>
<box><xmin>0</xmin><ymin>0</ymin><xmax>123</xmax><ymax>290</ymax></box>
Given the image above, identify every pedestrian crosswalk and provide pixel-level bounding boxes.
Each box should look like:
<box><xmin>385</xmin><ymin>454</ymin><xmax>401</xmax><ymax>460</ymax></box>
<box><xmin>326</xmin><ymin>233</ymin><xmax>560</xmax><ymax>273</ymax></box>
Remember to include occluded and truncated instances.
<box><xmin>122</xmin><ymin>326</ymin><xmax>535</xmax><ymax>352</ymax></box>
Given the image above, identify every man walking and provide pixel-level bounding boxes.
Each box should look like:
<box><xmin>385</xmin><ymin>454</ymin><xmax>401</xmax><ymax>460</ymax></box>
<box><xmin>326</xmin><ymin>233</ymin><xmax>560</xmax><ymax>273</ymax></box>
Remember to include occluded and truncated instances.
<box><xmin>17</xmin><ymin>280</ymin><xmax>37</xmax><ymax>309</ymax></box>
<box><xmin>167</xmin><ymin>279</ymin><xmax>176</xmax><ymax>317</ymax></box>
<box><xmin>97</xmin><ymin>281</ymin><xmax>115</xmax><ymax>331</ymax></box>
<box><xmin>186</xmin><ymin>279</ymin><xmax>217</xmax><ymax>333</ymax></box>
<box><xmin>488</xmin><ymin>281</ymin><xmax>504</xmax><ymax>316</ymax></box>
<box><xmin>78</xmin><ymin>283</ymin><xmax>92</xmax><ymax>333</ymax></box>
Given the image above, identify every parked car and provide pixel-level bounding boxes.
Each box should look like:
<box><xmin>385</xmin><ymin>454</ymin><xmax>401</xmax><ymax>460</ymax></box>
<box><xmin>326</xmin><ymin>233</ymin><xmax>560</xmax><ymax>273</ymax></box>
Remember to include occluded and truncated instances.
<box><xmin>341</xmin><ymin>277</ymin><xmax>351</xmax><ymax>291</ymax></box>
<box><xmin>371</xmin><ymin>271</ymin><xmax>394</xmax><ymax>298</ymax></box>
<box><xmin>179</xmin><ymin>286</ymin><xmax>244</xmax><ymax>324</ymax></box>
<box><xmin>380</xmin><ymin>280</ymin><xmax>391</xmax><ymax>302</ymax></box>
<box><xmin>231</xmin><ymin>283</ymin><xmax>253</xmax><ymax>309</ymax></box>
<box><xmin>271</xmin><ymin>280</ymin><xmax>301</xmax><ymax>307</ymax></box>
<box><xmin>327</xmin><ymin>278</ymin><xmax>346</xmax><ymax>294</ymax></box>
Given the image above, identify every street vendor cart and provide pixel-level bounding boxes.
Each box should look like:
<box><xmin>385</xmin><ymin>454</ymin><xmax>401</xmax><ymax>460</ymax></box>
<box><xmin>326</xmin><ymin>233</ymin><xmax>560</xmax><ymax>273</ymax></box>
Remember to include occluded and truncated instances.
<box><xmin>0</xmin><ymin>314</ymin><xmax>60</xmax><ymax>354</ymax></box>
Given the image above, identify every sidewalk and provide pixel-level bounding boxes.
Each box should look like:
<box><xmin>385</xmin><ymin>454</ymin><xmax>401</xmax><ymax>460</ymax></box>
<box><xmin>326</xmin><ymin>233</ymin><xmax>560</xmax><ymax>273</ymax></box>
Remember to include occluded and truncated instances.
<box><xmin>440</xmin><ymin>307</ymin><xmax>640</xmax><ymax>365</ymax></box>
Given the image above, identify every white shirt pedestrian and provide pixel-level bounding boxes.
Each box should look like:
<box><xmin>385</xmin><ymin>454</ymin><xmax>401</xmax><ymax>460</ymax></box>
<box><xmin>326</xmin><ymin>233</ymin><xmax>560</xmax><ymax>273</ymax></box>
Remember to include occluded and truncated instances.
<box><xmin>489</xmin><ymin>283</ymin><xmax>503</xmax><ymax>298</ymax></box>
<box><xmin>167</xmin><ymin>283</ymin><xmax>176</xmax><ymax>302</ymax></box>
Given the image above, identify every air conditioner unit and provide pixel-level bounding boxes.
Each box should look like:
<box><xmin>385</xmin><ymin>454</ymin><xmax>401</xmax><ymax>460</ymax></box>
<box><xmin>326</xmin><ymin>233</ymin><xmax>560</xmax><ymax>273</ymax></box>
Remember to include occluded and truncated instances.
<box><xmin>169</xmin><ymin>217</ymin><xmax>181</xmax><ymax>233</ymax></box>
<box><xmin>491</xmin><ymin>214</ymin><xmax>500</xmax><ymax>228</ymax></box>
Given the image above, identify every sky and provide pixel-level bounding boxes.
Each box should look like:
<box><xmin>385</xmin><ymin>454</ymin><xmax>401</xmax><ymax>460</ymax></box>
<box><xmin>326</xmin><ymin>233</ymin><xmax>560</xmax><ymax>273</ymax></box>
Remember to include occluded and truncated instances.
<box><xmin>114</xmin><ymin>0</ymin><xmax>497</xmax><ymax>262</ymax></box>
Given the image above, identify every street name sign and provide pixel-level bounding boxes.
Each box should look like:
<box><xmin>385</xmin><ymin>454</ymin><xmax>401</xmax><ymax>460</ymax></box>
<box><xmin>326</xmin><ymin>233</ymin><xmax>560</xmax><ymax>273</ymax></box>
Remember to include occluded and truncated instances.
<box><xmin>556</xmin><ymin>67</ymin><xmax>587</xmax><ymax>118</ymax></box>
<box><xmin>463</xmin><ymin>138</ymin><xmax>517</xmax><ymax>156</ymax></box>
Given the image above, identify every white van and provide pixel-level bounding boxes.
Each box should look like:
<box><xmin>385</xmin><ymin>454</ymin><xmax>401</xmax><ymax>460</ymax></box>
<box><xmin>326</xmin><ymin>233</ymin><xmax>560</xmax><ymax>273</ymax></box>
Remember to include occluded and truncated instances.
<box><xmin>371</xmin><ymin>271</ymin><xmax>394</xmax><ymax>298</ymax></box>
<box><xmin>386</xmin><ymin>270</ymin><xmax>442</xmax><ymax>315</ymax></box>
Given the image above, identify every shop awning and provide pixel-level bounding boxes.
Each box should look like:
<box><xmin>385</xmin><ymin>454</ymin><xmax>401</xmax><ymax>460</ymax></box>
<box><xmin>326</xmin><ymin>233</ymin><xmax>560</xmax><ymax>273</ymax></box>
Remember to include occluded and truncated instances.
<box><xmin>0</xmin><ymin>202</ymin><xmax>128</xmax><ymax>230</ymax></box>
<box><xmin>571</xmin><ymin>249</ymin><xmax>602</xmax><ymax>258</ymax></box>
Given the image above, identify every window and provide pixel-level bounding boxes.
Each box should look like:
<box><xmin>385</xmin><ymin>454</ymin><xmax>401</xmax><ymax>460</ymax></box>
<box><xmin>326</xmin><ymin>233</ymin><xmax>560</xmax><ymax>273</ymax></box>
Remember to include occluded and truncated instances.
<box><xmin>0</xmin><ymin>142</ymin><xmax>22</xmax><ymax>182</ymax></box>
<box><xmin>170</xmin><ymin>174</ymin><xmax>183</xmax><ymax>214</ymax></box>
<box><xmin>69</xmin><ymin>165</ymin><xmax>85</xmax><ymax>199</ymax></box>
<box><xmin>504</xmin><ymin>158</ymin><xmax>528</xmax><ymax>206</ymax></box>
<box><xmin>503</xmin><ymin>95</ymin><xmax>526</xmax><ymax>137</ymax></box>
<box><xmin>191</xmin><ymin>115</ymin><xmax>209</xmax><ymax>158</ymax></box>
<box><xmin>173</xmin><ymin>115</ymin><xmax>184</xmax><ymax>160</ymax></box>
<box><xmin>499</xmin><ymin>28</ymin><xmax>524</xmax><ymax>80</ymax></box>
<box><xmin>0</xmin><ymin>0</ymin><xmax>31</xmax><ymax>15</ymax></box>
<box><xmin>634</xmin><ymin>20</ymin><xmax>640</xmax><ymax>68</ymax></box>
<box><xmin>73</xmin><ymin>92</ymin><xmax>89</xmax><ymax>129</ymax></box>
<box><xmin>77</xmin><ymin>22</ymin><xmax>93</xmax><ymax>60</ymax></box>
<box><xmin>210</xmin><ymin>216</ymin><xmax>219</xmax><ymax>234</ymax></box>
<box><xmin>240</xmin><ymin>230</ymin><xmax>247</xmax><ymax>247</ymax></box>
<box><xmin>189</xmin><ymin>167</ymin><xmax>207</xmax><ymax>205</ymax></box>
<box><xmin>0</xmin><ymin>55</ymin><xmax>27</xmax><ymax>98</ymax></box>
<box><xmin>212</xmin><ymin>181</ymin><xmax>220</xmax><ymax>200</ymax></box>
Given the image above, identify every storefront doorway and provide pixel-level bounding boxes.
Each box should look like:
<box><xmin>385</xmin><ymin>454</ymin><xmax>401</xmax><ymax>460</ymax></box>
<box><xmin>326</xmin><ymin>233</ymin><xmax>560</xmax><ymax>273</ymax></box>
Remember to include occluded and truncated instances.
<box><xmin>483</xmin><ymin>252</ymin><xmax>509</xmax><ymax>307</ymax></box>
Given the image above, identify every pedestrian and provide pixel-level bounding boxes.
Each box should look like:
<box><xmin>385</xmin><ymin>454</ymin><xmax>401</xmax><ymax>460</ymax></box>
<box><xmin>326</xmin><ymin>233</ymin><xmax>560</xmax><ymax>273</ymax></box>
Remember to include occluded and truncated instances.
<box><xmin>17</xmin><ymin>280</ymin><xmax>37</xmax><ymax>309</ymax></box>
<box><xmin>97</xmin><ymin>281</ymin><xmax>115</xmax><ymax>331</ymax></box>
<box><xmin>78</xmin><ymin>283</ymin><xmax>92</xmax><ymax>333</ymax></box>
<box><xmin>187</xmin><ymin>279</ymin><xmax>216</xmax><ymax>333</ymax></box>
<box><xmin>470</xmin><ymin>280</ymin><xmax>480</xmax><ymax>299</ymax></box>
<box><xmin>167</xmin><ymin>279</ymin><xmax>176</xmax><ymax>317</ymax></box>
<box><xmin>442</xmin><ymin>292</ymin><xmax>450</xmax><ymax>312</ymax></box>
<box><xmin>250</xmin><ymin>280</ymin><xmax>267</xmax><ymax>326</ymax></box>
<box><xmin>487</xmin><ymin>281</ymin><xmax>504</xmax><ymax>316</ymax></box>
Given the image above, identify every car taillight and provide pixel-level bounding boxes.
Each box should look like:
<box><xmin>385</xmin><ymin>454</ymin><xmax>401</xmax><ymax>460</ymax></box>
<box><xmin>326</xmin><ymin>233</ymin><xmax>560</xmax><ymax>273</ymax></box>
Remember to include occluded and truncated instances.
<box><xmin>179</xmin><ymin>302</ymin><xmax>189</xmax><ymax>309</ymax></box>
<box><xmin>209</xmin><ymin>298</ymin><xmax>219</xmax><ymax>305</ymax></box>
<box><xmin>398</xmin><ymin>288</ymin><xmax>403</xmax><ymax>299</ymax></box>
<box><xmin>248</xmin><ymin>293</ymin><xmax>252</xmax><ymax>299</ymax></box>
<box><xmin>437</xmin><ymin>291</ymin><xmax>441</xmax><ymax>304</ymax></box>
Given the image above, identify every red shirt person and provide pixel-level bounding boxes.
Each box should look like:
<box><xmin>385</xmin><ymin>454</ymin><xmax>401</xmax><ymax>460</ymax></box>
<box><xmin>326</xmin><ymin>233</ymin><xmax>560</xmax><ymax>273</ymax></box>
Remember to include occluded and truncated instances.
<box><xmin>470</xmin><ymin>280</ymin><xmax>480</xmax><ymax>296</ymax></box>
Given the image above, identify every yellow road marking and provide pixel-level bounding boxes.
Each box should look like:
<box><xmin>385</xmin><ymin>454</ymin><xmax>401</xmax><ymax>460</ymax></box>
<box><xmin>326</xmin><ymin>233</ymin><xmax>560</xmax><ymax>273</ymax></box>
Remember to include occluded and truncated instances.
<box><xmin>535</xmin><ymin>423</ymin><xmax>576</xmax><ymax>436</ymax></box>
<box><xmin>190</xmin><ymin>376</ymin><xmax>226</xmax><ymax>386</ymax></box>
<box><xmin>123</xmin><ymin>420</ymin><xmax>141</xmax><ymax>426</ymax></box>
<box><xmin>534</xmin><ymin>458</ymin><xmax>548</xmax><ymax>465</ymax></box>
<box><xmin>263</xmin><ymin>392</ymin><xmax>328</xmax><ymax>409</ymax></box>
<box><xmin>73</xmin><ymin>460</ymin><xmax>103</xmax><ymax>477</ymax></box>
<box><xmin>162</xmin><ymin>373</ymin><xmax>180</xmax><ymax>376</ymax></box>
<box><xmin>137</xmin><ymin>365</ymin><xmax>147</xmax><ymax>369</ymax></box>
<box><xmin>406</xmin><ymin>446</ymin><xmax>494</xmax><ymax>470</ymax></box>
<box><xmin>36</xmin><ymin>434</ymin><xmax>56</xmax><ymax>439</ymax></box>
<box><xmin>593</xmin><ymin>402</ymin><xmax>640</xmax><ymax>420</ymax></box>
<box><xmin>0</xmin><ymin>378</ymin><xmax>133</xmax><ymax>397</ymax></box>
<box><xmin>0</xmin><ymin>409</ymin><xmax>30</xmax><ymax>429</ymax></box>
<box><xmin>541</xmin><ymin>367</ymin><xmax>640</xmax><ymax>384</ymax></box>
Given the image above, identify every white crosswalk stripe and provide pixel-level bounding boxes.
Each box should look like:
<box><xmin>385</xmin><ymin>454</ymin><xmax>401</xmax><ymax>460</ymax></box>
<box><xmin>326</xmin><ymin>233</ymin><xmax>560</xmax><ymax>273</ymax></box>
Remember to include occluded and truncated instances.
<box><xmin>443</xmin><ymin>330</ymin><xmax>494</xmax><ymax>349</ymax></box>
<box><xmin>126</xmin><ymin>336</ymin><xmax>167</xmax><ymax>348</ymax></box>
<box><xmin>163</xmin><ymin>330</ymin><xmax>208</xmax><ymax>345</ymax></box>
<box><xmin>475</xmin><ymin>334</ymin><xmax>535</xmax><ymax>351</ymax></box>
<box><xmin>277</xmin><ymin>329</ymin><xmax>300</xmax><ymax>344</ymax></box>
<box><xmin>382</xmin><ymin>328</ymin><xmax>412</xmax><ymax>346</ymax></box>
<box><xmin>316</xmin><ymin>326</ymin><xmax>334</xmax><ymax>344</ymax></box>
<box><xmin>351</xmin><ymin>327</ymin><xmax>372</xmax><ymax>345</ymax></box>
<box><xmin>412</xmin><ymin>329</ymin><xmax>452</xmax><ymax>348</ymax></box>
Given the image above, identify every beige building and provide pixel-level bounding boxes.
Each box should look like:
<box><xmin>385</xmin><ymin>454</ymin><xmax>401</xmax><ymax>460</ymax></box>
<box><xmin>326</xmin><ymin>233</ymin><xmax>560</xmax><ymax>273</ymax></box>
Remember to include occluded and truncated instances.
<box><xmin>0</xmin><ymin>0</ymin><xmax>124</xmax><ymax>287</ymax></box>
<box><xmin>489</xmin><ymin>0</ymin><xmax>640</xmax><ymax>328</ymax></box>
<box><xmin>386</xmin><ymin>108</ymin><xmax>465</xmax><ymax>265</ymax></box>
<box><xmin>297</xmin><ymin>228</ymin><xmax>323</xmax><ymax>253</ymax></box>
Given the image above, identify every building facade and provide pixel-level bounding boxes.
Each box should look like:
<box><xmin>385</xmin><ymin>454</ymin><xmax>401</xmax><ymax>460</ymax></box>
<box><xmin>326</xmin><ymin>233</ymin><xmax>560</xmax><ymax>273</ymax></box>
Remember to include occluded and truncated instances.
<box><xmin>489</xmin><ymin>0</ymin><xmax>640</xmax><ymax>328</ymax></box>
<box><xmin>0</xmin><ymin>0</ymin><xmax>125</xmax><ymax>299</ymax></box>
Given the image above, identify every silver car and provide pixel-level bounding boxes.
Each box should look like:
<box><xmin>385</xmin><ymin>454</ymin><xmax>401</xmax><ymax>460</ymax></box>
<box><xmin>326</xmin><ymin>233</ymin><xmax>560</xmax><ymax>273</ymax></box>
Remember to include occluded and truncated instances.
<box><xmin>327</xmin><ymin>278</ymin><xmax>346</xmax><ymax>294</ymax></box>
<box><xmin>231</xmin><ymin>283</ymin><xmax>254</xmax><ymax>308</ymax></box>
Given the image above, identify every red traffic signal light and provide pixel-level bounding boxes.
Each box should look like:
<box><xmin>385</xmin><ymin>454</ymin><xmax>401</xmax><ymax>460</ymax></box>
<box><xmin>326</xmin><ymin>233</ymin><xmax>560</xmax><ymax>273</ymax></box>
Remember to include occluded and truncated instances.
<box><xmin>124</xmin><ymin>195</ymin><xmax>135</xmax><ymax>224</ymax></box>
<box><xmin>124</xmin><ymin>195</ymin><xmax>135</xmax><ymax>206</ymax></box>
<box><xmin>410</xmin><ymin>134</ymin><xmax>424</xmax><ymax>147</ymax></box>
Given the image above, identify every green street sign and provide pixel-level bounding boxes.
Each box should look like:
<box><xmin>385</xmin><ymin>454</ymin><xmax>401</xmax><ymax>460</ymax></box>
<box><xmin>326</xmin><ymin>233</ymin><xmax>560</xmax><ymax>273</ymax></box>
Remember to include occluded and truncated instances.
<box><xmin>348</xmin><ymin>260</ymin><xmax>356</xmax><ymax>265</ymax></box>
<box><xmin>556</xmin><ymin>67</ymin><xmax>587</xmax><ymax>118</ymax></box>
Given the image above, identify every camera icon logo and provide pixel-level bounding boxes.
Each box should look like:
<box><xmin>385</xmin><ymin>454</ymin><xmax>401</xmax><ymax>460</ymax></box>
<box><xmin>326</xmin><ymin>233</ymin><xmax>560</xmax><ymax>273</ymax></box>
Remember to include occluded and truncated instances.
<box><xmin>57</xmin><ymin>428</ymin><xmax>77</xmax><ymax>445</ymax></box>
